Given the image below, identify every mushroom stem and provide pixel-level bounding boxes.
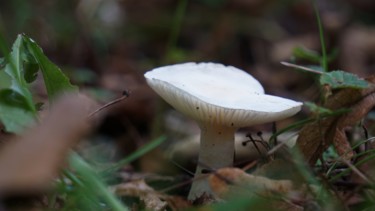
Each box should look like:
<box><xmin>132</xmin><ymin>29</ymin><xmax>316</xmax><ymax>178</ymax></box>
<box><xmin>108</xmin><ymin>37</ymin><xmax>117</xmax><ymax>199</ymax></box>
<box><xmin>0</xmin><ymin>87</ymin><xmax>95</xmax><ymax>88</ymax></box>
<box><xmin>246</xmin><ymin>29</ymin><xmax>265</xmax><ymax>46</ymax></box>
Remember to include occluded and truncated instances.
<box><xmin>188</xmin><ymin>124</ymin><xmax>236</xmax><ymax>200</ymax></box>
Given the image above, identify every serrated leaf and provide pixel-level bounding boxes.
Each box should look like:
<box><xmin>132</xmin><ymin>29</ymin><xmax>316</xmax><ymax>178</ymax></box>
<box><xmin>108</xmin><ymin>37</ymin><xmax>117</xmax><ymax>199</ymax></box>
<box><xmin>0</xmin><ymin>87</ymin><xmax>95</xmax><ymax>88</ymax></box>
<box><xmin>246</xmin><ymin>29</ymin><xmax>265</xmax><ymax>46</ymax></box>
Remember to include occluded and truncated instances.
<box><xmin>2</xmin><ymin>35</ymin><xmax>36</xmax><ymax>113</ymax></box>
<box><xmin>23</xmin><ymin>35</ymin><xmax>77</xmax><ymax>100</ymax></box>
<box><xmin>0</xmin><ymin>35</ymin><xmax>37</xmax><ymax>133</ymax></box>
<box><xmin>320</xmin><ymin>71</ymin><xmax>368</xmax><ymax>89</ymax></box>
<box><xmin>0</xmin><ymin>35</ymin><xmax>38</xmax><ymax>133</ymax></box>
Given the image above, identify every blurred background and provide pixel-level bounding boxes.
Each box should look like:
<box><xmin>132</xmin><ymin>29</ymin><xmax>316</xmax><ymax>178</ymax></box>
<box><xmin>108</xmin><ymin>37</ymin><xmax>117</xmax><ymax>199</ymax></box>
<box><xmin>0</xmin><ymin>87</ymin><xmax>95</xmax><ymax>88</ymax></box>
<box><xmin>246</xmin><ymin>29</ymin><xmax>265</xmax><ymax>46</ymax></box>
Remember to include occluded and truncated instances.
<box><xmin>1</xmin><ymin>0</ymin><xmax>375</xmax><ymax>184</ymax></box>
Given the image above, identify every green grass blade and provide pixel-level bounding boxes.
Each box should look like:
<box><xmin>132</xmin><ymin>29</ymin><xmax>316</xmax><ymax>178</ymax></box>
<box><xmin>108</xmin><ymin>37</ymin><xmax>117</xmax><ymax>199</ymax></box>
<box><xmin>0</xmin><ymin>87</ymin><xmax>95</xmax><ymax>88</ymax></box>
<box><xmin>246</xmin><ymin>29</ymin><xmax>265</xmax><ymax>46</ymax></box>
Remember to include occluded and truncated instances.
<box><xmin>313</xmin><ymin>1</ymin><xmax>328</xmax><ymax>72</ymax></box>
<box><xmin>23</xmin><ymin>35</ymin><xmax>77</xmax><ymax>101</ymax></box>
<box><xmin>69</xmin><ymin>152</ymin><xmax>129</xmax><ymax>211</ymax></box>
<box><xmin>101</xmin><ymin>136</ymin><xmax>167</xmax><ymax>177</ymax></box>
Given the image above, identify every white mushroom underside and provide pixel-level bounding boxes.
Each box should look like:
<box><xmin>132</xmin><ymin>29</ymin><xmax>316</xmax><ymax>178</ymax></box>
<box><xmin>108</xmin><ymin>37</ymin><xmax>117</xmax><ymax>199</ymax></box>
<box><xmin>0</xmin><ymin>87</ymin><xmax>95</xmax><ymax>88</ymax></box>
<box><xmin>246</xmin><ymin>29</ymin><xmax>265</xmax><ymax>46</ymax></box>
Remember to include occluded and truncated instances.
<box><xmin>145</xmin><ymin>62</ymin><xmax>302</xmax><ymax>127</ymax></box>
<box><xmin>146</xmin><ymin>79</ymin><xmax>302</xmax><ymax>127</ymax></box>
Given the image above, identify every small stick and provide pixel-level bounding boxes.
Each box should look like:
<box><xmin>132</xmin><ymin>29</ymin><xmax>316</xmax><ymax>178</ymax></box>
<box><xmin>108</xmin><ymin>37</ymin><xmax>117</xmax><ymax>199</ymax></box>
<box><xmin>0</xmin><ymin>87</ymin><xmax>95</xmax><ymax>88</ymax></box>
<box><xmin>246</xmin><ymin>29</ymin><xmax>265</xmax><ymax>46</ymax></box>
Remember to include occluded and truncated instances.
<box><xmin>280</xmin><ymin>61</ymin><xmax>323</xmax><ymax>75</ymax></box>
<box><xmin>339</xmin><ymin>158</ymin><xmax>372</xmax><ymax>184</ymax></box>
<box><xmin>246</xmin><ymin>133</ymin><xmax>263</xmax><ymax>157</ymax></box>
<box><xmin>88</xmin><ymin>90</ymin><xmax>130</xmax><ymax>118</ymax></box>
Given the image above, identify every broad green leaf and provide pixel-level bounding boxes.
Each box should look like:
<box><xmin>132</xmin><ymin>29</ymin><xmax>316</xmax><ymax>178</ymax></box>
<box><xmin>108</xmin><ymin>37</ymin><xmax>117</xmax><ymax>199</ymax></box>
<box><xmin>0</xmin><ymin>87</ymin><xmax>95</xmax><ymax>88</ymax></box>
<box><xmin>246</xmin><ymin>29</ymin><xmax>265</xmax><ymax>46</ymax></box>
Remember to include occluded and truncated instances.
<box><xmin>0</xmin><ymin>89</ymin><xmax>31</xmax><ymax>108</ymax></box>
<box><xmin>320</xmin><ymin>70</ymin><xmax>368</xmax><ymax>89</ymax></box>
<box><xmin>3</xmin><ymin>35</ymin><xmax>36</xmax><ymax>111</ymax></box>
<box><xmin>0</xmin><ymin>34</ymin><xmax>78</xmax><ymax>133</ymax></box>
<box><xmin>0</xmin><ymin>35</ymin><xmax>37</xmax><ymax>133</ymax></box>
<box><xmin>0</xmin><ymin>90</ymin><xmax>36</xmax><ymax>133</ymax></box>
<box><xmin>0</xmin><ymin>69</ymin><xmax>11</xmax><ymax>89</ymax></box>
<box><xmin>23</xmin><ymin>35</ymin><xmax>77</xmax><ymax>100</ymax></box>
<box><xmin>23</xmin><ymin>50</ymin><xmax>39</xmax><ymax>83</ymax></box>
<box><xmin>23</xmin><ymin>62</ymin><xmax>39</xmax><ymax>83</ymax></box>
<box><xmin>0</xmin><ymin>57</ymin><xmax>4</xmax><ymax>68</ymax></box>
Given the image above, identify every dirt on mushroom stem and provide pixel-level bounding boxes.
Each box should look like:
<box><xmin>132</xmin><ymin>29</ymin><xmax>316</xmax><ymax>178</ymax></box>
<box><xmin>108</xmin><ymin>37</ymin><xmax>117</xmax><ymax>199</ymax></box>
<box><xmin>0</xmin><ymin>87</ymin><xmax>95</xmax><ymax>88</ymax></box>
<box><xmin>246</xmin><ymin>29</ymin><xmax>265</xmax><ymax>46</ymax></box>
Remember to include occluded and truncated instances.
<box><xmin>188</xmin><ymin>123</ymin><xmax>236</xmax><ymax>200</ymax></box>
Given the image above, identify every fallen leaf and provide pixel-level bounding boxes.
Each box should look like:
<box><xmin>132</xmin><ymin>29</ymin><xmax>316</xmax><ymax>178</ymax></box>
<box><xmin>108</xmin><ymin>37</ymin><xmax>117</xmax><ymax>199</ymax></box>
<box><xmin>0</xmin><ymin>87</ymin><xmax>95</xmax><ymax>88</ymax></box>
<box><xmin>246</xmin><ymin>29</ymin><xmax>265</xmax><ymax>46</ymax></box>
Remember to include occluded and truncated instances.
<box><xmin>0</xmin><ymin>94</ymin><xmax>93</xmax><ymax>194</ymax></box>
<box><xmin>296</xmin><ymin>75</ymin><xmax>375</xmax><ymax>165</ymax></box>
<box><xmin>208</xmin><ymin>167</ymin><xmax>305</xmax><ymax>211</ymax></box>
<box><xmin>209</xmin><ymin>167</ymin><xmax>294</xmax><ymax>199</ymax></box>
<box><xmin>113</xmin><ymin>180</ymin><xmax>167</xmax><ymax>211</ymax></box>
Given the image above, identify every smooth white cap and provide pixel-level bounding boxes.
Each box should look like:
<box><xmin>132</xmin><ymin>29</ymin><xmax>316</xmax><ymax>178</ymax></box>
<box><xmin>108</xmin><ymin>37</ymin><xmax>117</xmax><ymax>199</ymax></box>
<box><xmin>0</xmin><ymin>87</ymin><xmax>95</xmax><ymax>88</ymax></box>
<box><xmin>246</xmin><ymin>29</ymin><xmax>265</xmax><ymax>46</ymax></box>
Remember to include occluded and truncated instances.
<box><xmin>145</xmin><ymin>62</ymin><xmax>302</xmax><ymax>127</ymax></box>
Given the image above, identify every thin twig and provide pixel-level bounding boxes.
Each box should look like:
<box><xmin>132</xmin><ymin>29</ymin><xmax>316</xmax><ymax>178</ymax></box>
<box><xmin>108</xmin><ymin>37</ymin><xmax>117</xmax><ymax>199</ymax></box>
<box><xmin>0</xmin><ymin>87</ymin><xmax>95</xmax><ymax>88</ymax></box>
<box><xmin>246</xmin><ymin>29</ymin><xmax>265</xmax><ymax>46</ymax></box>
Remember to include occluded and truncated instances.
<box><xmin>246</xmin><ymin>133</ymin><xmax>263</xmax><ymax>157</ymax></box>
<box><xmin>281</xmin><ymin>61</ymin><xmax>323</xmax><ymax>75</ymax></box>
<box><xmin>339</xmin><ymin>158</ymin><xmax>372</xmax><ymax>184</ymax></box>
<box><xmin>242</xmin><ymin>160</ymin><xmax>258</xmax><ymax>171</ymax></box>
<box><xmin>266</xmin><ymin>140</ymin><xmax>288</xmax><ymax>157</ymax></box>
<box><xmin>88</xmin><ymin>90</ymin><xmax>130</xmax><ymax>118</ymax></box>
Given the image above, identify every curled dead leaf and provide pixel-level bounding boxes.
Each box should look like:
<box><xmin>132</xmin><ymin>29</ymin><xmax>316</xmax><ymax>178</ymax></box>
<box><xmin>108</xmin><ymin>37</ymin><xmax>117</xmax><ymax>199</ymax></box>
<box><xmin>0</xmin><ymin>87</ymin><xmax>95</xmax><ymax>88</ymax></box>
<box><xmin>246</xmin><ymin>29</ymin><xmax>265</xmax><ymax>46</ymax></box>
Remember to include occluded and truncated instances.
<box><xmin>208</xmin><ymin>167</ymin><xmax>311</xmax><ymax>210</ymax></box>
<box><xmin>296</xmin><ymin>75</ymin><xmax>375</xmax><ymax>165</ymax></box>
<box><xmin>114</xmin><ymin>180</ymin><xmax>167</xmax><ymax>211</ymax></box>
<box><xmin>113</xmin><ymin>179</ymin><xmax>190</xmax><ymax>211</ymax></box>
<box><xmin>209</xmin><ymin>167</ymin><xmax>294</xmax><ymax>199</ymax></box>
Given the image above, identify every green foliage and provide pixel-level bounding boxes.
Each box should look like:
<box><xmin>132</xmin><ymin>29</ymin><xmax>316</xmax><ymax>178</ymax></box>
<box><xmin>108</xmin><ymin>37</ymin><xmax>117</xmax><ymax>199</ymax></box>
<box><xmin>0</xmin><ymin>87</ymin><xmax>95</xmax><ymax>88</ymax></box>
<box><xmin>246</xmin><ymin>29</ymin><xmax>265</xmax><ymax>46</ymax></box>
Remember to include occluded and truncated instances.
<box><xmin>292</xmin><ymin>46</ymin><xmax>338</xmax><ymax>66</ymax></box>
<box><xmin>100</xmin><ymin>135</ymin><xmax>167</xmax><ymax>178</ymax></box>
<box><xmin>0</xmin><ymin>34</ymin><xmax>77</xmax><ymax>133</ymax></box>
<box><xmin>67</xmin><ymin>153</ymin><xmax>129</xmax><ymax>211</ymax></box>
<box><xmin>23</xmin><ymin>35</ymin><xmax>77</xmax><ymax>100</ymax></box>
<box><xmin>304</xmin><ymin>101</ymin><xmax>333</xmax><ymax>116</ymax></box>
<box><xmin>0</xmin><ymin>35</ymin><xmax>38</xmax><ymax>133</ymax></box>
<box><xmin>320</xmin><ymin>71</ymin><xmax>368</xmax><ymax>89</ymax></box>
<box><xmin>292</xmin><ymin>46</ymin><xmax>321</xmax><ymax>64</ymax></box>
<box><xmin>304</xmin><ymin>101</ymin><xmax>350</xmax><ymax>117</ymax></box>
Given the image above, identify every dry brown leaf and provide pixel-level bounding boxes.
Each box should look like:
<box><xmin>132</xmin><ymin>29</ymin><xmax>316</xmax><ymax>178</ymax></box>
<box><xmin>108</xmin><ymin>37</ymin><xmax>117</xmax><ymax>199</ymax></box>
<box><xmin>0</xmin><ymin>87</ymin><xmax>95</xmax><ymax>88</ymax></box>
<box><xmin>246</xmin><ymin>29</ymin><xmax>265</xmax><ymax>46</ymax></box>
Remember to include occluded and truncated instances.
<box><xmin>209</xmin><ymin>167</ymin><xmax>294</xmax><ymax>199</ymax></box>
<box><xmin>0</xmin><ymin>94</ymin><xmax>94</xmax><ymax>194</ymax></box>
<box><xmin>113</xmin><ymin>180</ymin><xmax>167</xmax><ymax>211</ymax></box>
<box><xmin>296</xmin><ymin>75</ymin><xmax>375</xmax><ymax>165</ymax></box>
<box><xmin>113</xmin><ymin>179</ymin><xmax>191</xmax><ymax>210</ymax></box>
<box><xmin>208</xmin><ymin>167</ymin><xmax>305</xmax><ymax>210</ymax></box>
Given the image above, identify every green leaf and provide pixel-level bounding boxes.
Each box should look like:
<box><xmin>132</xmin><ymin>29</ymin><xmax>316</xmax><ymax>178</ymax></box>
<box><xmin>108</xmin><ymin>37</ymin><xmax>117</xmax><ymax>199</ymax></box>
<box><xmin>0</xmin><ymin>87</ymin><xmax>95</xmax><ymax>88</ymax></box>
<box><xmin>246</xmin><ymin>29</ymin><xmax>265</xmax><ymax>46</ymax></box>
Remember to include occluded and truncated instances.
<box><xmin>0</xmin><ymin>69</ymin><xmax>11</xmax><ymax>89</ymax></box>
<box><xmin>69</xmin><ymin>153</ymin><xmax>129</xmax><ymax>211</ymax></box>
<box><xmin>0</xmin><ymin>89</ymin><xmax>36</xmax><ymax>133</ymax></box>
<box><xmin>0</xmin><ymin>89</ymin><xmax>31</xmax><ymax>108</ymax></box>
<box><xmin>292</xmin><ymin>46</ymin><xmax>321</xmax><ymax>63</ymax></box>
<box><xmin>3</xmin><ymin>35</ymin><xmax>36</xmax><ymax>112</ymax></box>
<box><xmin>23</xmin><ymin>62</ymin><xmax>39</xmax><ymax>83</ymax></box>
<box><xmin>305</xmin><ymin>65</ymin><xmax>324</xmax><ymax>73</ymax></box>
<box><xmin>304</xmin><ymin>102</ymin><xmax>333</xmax><ymax>116</ymax></box>
<box><xmin>23</xmin><ymin>50</ymin><xmax>39</xmax><ymax>83</ymax></box>
<box><xmin>23</xmin><ymin>35</ymin><xmax>77</xmax><ymax>100</ymax></box>
<box><xmin>0</xmin><ymin>35</ymin><xmax>38</xmax><ymax>133</ymax></box>
<box><xmin>320</xmin><ymin>70</ymin><xmax>369</xmax><ymax>89</ymax></box>
<box><xmin>0</xmin><ymin>57</ymin><xmax>5</xmax><ymax>68</ymax></box>
<box><xmin>0</xmin><ymin>34</ymin><xmax>78</xmax><ymax>133</ymax></box>
<box><xmin>0</xmin><ymin>103</ymin><xmax>35</xmax><ymax>133</ymax></box>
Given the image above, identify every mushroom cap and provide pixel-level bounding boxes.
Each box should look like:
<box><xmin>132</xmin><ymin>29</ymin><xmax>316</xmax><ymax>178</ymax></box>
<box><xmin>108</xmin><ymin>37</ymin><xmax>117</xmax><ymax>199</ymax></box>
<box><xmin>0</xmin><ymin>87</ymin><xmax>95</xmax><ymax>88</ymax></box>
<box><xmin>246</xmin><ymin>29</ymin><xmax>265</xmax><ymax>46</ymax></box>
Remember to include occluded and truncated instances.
<box><xmin>145</xmin><ymin>62</ymin><xmax>302</xmax><ymax>127</ymax></box>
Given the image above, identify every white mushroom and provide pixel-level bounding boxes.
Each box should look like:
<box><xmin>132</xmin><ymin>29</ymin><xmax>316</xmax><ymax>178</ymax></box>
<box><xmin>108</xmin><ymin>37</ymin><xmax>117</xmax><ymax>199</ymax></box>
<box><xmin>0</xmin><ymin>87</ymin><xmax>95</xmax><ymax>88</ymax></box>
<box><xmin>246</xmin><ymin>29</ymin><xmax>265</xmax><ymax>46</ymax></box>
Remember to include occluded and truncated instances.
<box><xmin>144</xmin><ymin>62</ymin><xmax>302</xmax><ymax>200</ymax></box>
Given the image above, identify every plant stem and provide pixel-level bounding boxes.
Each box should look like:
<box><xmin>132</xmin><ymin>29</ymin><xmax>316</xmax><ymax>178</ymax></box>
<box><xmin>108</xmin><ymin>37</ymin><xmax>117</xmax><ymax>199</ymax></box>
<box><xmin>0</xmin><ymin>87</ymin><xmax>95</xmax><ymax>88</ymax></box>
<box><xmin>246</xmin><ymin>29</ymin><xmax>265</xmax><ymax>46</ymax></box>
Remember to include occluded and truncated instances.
<box><xmin>69</xmin><ymin>153</ymin><xmax>129</xmax><ymax>211</ymax></box>
<box><xmin>313</xmin><ymin>1</ymin><xmax>328</xmax><ymax>72</ymax></box>
<box><xmin>188</xmin><ymin>124</ymin><xmax>236</xmax><ymax>200</ymax></box>
<box><xmin>164</xmin><ymin>0</ymin><xmax>188</xmax><ymax>62</ymax></box>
